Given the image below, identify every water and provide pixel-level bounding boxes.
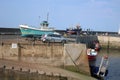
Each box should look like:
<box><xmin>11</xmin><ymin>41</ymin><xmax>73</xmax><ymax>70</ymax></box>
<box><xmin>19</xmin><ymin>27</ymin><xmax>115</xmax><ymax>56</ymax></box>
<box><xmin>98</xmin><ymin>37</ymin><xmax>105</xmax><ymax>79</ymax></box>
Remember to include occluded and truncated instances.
<box><xmin>96</xmin><ymin>49</ymin><xmax>120</xmax><ymax>80</ymax></box>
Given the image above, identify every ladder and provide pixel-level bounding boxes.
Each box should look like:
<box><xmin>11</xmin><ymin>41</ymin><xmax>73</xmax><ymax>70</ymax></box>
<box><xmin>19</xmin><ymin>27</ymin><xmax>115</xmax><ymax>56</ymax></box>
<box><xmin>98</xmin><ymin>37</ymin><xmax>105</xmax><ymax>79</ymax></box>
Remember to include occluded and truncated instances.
<box><xmin>97</xmin><ymin>56</ymin><xmax>109</xmax><ymax>77</ymax></box>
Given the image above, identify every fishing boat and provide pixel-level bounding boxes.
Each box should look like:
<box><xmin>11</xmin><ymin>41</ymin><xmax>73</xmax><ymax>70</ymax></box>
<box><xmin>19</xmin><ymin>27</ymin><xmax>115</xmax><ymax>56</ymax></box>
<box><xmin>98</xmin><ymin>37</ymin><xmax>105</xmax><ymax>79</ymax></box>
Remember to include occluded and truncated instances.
<box><xmin>66</xmin><ymin>25</ymin><xmax>82</xmax><ymax>35</ymax></box>
<box><xmin>87</xmin><ymin>49</ymin><xmax>98</xmax><ymax>61</ymax></box>
<box><xmin>19</xmin><ymin>21</ymin><xmax>55</xmax><ymax>38</ymax></box>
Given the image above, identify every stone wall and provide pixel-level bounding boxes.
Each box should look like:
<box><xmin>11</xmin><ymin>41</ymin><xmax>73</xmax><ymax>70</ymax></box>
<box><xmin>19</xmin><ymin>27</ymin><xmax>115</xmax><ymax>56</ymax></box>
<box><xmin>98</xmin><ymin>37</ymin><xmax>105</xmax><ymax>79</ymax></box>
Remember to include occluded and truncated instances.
<box><xmin>0</xmin><ymin>43</ymin><xmax>64</xmax><ymax>66</ymax></box>
<box><xmin>64</xmin><ymin>44</ymin><xmax>90</xmax><ymax>75</ymax></box>
<box><xmin>0</xmin><ymin>68</ymin><xmax>67</xmax><ymax>80</ymax></box>
<box><xmin>98</xmin><ymin>36</ymin><xmax>120</xmax><ymax>48</ymax></box>
<box><xmin>0</xmin><ymin>43</ymin><xmax>90</xmax><ymax>75</ymax></box>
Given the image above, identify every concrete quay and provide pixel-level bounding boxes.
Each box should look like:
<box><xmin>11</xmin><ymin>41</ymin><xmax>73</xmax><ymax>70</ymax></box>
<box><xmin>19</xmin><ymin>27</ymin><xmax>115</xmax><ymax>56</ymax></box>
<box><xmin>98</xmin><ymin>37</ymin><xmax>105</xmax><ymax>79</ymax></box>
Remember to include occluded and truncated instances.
<box><xmin>0</xmin><ymin>59</ymin><xmax>95</xmax><ymax>80</ymax></box>
<box><xmin>0</xmin><ymin>39</ymin><xmax>95</xmax><ymax>80</ymax></box>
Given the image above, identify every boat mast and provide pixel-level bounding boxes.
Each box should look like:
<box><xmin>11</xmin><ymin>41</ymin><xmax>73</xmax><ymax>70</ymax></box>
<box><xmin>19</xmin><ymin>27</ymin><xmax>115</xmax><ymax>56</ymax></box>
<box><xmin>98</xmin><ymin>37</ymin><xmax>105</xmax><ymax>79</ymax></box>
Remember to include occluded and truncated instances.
<box><xmin>47</xmin><ymin>12</ymin><xmax>49</xmax><ymax>22</ymax></box>
<box><xmin>40</xmin><ymin>13</ymin><xmax>49</xmax><ymax>29</ymax></box>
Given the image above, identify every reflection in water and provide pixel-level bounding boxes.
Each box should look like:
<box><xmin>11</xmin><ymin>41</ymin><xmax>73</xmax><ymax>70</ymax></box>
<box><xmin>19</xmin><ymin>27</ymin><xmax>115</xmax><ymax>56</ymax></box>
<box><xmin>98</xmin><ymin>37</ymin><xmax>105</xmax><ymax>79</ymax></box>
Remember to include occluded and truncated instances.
<box><xmin>96</xmin><ymin>49</ymin><xmax>120</xmax><ymax>80</ymax></box>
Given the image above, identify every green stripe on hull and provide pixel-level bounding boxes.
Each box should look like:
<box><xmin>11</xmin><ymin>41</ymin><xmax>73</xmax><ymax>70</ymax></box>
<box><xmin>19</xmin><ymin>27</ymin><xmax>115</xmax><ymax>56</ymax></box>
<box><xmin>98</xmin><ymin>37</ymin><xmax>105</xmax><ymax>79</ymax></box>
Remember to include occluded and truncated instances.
<box><xmin>20</xmin><ymin>27</ymin><xmax>54</xmax><ymax>37</ymax></box>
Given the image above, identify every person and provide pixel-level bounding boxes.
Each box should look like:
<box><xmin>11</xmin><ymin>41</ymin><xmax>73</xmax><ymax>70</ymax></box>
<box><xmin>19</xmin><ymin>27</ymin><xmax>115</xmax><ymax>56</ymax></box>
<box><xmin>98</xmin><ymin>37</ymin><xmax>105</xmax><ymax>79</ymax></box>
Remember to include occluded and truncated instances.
<box><xmin>95</xmin><ymin>41</ymin><xmax>101</xmax><ymax>51</ymax></box>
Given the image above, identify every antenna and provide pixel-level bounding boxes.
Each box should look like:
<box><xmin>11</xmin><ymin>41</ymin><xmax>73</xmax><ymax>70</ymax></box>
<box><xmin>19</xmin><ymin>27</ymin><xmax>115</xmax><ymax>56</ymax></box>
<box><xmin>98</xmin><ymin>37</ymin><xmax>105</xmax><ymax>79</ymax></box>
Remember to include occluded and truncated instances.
<box><xmin>47</xmin><ymin>12</ymin><xmax>49</xmax><ymax>22</ymax></box>
<box><xmin>39</xmin><ymin>16</ymin><xmax>40</xmax><ymax>22</ymax></box>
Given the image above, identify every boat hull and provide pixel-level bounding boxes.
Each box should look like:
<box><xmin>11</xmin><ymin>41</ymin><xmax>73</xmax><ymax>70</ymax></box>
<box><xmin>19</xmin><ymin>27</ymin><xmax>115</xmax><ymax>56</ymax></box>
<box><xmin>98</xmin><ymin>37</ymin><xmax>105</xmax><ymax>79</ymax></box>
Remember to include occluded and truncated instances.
<box><xmin>66</xmin><ymin>28</ymin><xmax>82</xmax><ymax>35</ymax></box>
<box><xmin>88</xmin><ymin>55</ymin><xmax>97</xmax><ymax>61</ymax></box>
<box><xmin>20</xmin><ymin>26</ymin><xmax>54</xmax><ymax>37</ymax></box>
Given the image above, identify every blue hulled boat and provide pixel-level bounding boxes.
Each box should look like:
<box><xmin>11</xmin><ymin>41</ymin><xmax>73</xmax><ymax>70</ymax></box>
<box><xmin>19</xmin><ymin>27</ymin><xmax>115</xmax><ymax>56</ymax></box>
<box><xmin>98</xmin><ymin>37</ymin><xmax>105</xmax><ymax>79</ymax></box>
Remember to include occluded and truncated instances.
<box><xmin>19</xmin><ymin>21</ymin><xmax>55</xmax><ymax>38</ymax></box>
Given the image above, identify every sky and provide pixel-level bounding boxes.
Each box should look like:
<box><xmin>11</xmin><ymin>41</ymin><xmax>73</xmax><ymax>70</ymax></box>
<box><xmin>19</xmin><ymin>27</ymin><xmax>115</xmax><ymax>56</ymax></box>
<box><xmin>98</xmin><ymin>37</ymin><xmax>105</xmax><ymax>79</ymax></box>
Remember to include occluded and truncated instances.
<box><xmin>0</xmin><ymin>0</ymin><xmax>120</xmax><ymax>32</ymax></box>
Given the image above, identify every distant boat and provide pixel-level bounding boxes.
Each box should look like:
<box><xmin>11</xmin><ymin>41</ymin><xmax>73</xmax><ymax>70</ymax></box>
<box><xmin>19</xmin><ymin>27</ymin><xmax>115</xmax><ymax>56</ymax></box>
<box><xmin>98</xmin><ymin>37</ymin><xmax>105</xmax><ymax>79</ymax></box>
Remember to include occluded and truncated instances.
<box><xmin>19</xmin><ymin>21</ymin><xmax>55</xmax><ymax>38</ymax></box>
<box><xmin>66</xmin><ymin>25</ymin><xmax>82</xmax><ymax>35</ymax></box>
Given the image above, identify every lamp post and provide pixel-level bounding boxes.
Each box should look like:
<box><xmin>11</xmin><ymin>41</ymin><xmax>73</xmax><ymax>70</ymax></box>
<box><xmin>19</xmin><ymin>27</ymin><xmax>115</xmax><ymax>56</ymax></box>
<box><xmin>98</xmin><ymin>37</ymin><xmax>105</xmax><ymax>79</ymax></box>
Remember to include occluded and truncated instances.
<box><xmin>0</xmin><ymin>33</ymin><xmax>2</xmax><ymax>45</ymax></box>
<box><xmin>1</xmin><ymin>33</ymin><xmax>4</xmax><ymax>59</ymax></box>
<box><xmin>107</xmin><ymin>34</ymin><xmax>110</xmax><ymax>55</ymax></box>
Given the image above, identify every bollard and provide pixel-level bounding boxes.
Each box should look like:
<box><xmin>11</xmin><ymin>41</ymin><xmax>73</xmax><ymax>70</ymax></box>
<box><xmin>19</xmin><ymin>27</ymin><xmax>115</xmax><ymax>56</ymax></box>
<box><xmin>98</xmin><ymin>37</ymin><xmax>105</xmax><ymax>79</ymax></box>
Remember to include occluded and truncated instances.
<box><xmin>3</xmin><ymin>65</ymin><xmax>6</xmax><ymax>69</ymax></box>
<box><xmin>59</xmin><ymin>73</ymin><xmax>67</xmax><ymax>80</ymax></box>
<box><xmin>12</xmin><ymin>66</ymin><xmax>14</xmax><ymax>70</ymax></box>
<box><xmin>20</xmin><ymin>68</ymin><xmax>22</xmax><ymax>71</ymax></box>
<box><xmin>28</xmin><ymin>69</ymin><xmax>30</xmax><ymax>73</ymax></box>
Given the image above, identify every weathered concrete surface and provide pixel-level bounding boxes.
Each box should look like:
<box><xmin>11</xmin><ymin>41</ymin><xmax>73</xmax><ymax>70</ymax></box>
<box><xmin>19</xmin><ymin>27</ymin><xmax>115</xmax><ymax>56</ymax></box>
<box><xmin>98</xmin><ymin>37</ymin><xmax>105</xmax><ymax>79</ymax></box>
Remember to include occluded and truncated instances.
<box><xmin>64</xmin><ymin>44</ymin><xmax>90</xmax><ymax>75</ymax></box>
<box><xmin>98</xmin><ymin>36</ymin><xmax>120</xmax><ymax>48</ymax></box>
<box><xmin>0</xmin><ymin>44</ymin><xmax>18</xmax><ymax>60</ymax></box>
<box><xmin>0</xmin><ymin>43</ymin><xmax>91</xmax><ymax>75</ymax></box>
<box><xmin>0</xmin><ymin>59</ymin><xmax>95</xmax><ymax>80</ymax></box>
<box><xmin>0</xmin><ymin>43</ymin><xmax>64</xmax><ymax>66</ymax></box>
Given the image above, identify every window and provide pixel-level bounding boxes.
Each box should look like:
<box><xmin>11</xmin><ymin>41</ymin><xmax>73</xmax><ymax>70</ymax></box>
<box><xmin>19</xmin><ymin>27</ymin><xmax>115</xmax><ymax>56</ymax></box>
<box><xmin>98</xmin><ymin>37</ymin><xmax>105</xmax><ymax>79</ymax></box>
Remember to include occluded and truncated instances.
<box><xmin>48</xmin><ymin>34</ymin><xmax>53</xmax><ymax>37</ymax></box>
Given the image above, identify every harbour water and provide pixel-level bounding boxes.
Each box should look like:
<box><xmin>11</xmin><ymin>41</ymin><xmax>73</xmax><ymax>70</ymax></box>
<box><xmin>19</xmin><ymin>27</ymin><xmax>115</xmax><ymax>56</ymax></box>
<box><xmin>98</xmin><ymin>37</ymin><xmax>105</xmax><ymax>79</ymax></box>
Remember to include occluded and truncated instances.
<box><xmin>96</xmin><ymin>49</ymin><xmax>120</xmax><ymax>80</ymax></box>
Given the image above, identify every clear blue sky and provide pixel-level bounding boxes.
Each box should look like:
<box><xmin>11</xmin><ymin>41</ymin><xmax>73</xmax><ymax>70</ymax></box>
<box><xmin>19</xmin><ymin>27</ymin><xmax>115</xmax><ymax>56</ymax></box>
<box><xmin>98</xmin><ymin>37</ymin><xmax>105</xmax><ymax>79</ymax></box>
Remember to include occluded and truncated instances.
<box><xmin>0</xmin><ymin>0</ymin><xmax>120</xmax><ymax>32</ymax></box>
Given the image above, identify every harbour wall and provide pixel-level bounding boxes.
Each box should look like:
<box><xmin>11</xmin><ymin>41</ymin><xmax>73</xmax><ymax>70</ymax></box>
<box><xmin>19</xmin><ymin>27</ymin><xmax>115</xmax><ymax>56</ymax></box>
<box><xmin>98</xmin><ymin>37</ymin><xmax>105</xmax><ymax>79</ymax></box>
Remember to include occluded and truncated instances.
<box><xmin>0</xmin><ymin>43</ymin><xmax>64</xmax><ymax>66</ymax></box>
<box><xmin>0</xmin><ymin>59</ymin><xmax>95</xmax><ymax>80</ymax></box>
<box><xmin>0</xmin><ymin>43</ymin><xmax>90</xmax><ymax>75</ymax></box>
<box><xmin>98</xmin><ymin>36</ymin><xmax>120</xmax><ymax>49</ymax></box>
<box><xmin>0</xmin><ymin>68</ymin><xmax>67</xmax><ymax>80</ymax></box>
<box><xmin>75</xmin><ymin>35</ymin><xmax>120</xmax><ymax>49</ymax></box>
